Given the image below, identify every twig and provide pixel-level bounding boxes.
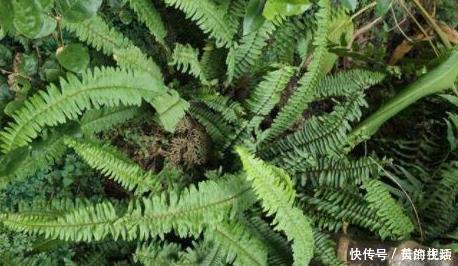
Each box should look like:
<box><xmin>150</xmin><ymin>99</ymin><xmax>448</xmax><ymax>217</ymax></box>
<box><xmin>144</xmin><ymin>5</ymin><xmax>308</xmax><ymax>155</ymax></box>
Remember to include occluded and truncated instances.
<box><xmin>397</xmin><ymin>0</ymin><xmax>439</xmax><ymax>56</ymax></box>
<box><xmin>349</xmin><ymin>17</ymin><xmax>383</xmax><ymax>49</ymax></box>
<box><xmin>391</xmin><ymin>6</ymin><xmax>413</xmax><ymax>43</ymax></box>
<box><xmin>411</xmin><ymin>0</ymin><xmax>451</xmax><ymax>48</ymax></box>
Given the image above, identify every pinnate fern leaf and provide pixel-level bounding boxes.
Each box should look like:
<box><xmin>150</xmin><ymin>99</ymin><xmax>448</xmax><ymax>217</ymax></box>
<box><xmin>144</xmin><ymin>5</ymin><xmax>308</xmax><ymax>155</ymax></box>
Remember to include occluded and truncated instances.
<box><xmin>127</xmin><ymin>0</ymin><xmax>167</xmax><ymax>44</ymax></box>
<box><xmin>64</xmin><ymin>137</ymin><xmax>161</xmax><ymax>195</ymax></box>
<box><xmin>236</xmin><ymin>147</ymin><xmax>314</xmax><ymax>266</ymax></box>
<box><xmin>0</xmin><ymin>175</ymin><xmax>255</xmax><ymax>242</ymax></box>
<box><xmin>262</xmin><ymin>0</ymin><xmax>331</xmax><ymax>141</ymax></box>
<box><xmin>0</xmin><ymin>67</ymin><xmax>183</xmax><ymax>153</ymax></box>
<box><xmin>162</xmin><ymin>0</ymin><xmax>235</xmax><ymax>48</ymax></box>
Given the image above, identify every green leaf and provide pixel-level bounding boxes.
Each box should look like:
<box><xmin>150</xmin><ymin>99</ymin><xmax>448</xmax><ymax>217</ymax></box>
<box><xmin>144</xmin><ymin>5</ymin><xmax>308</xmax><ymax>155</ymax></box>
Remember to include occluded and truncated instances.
<box><xmin>243</xmin><ymin>0</ymin><xmax>266</xmax><ymax>35</ymax></box>
<box><xmin>262</xmin><ymin>0</ymin><xmax>312</xmax><ymax>20</ymax></box>
<box><xmin>12</xmin><ymin>0</ymin><xmax>44</xmax><ymax>38</ymax></box>
<box><xmin>56</xmin><ymin>43</ymin><xmax>90</xmax><ymax>73</ymax></box>
<box><xmin>341</xmin><ymin>0</ymin><xmax>358</xmax><ymax>11</ymax></box>
<box><xmin>34</xmin><ymin>15</ymin><xmax>57</xmax><ymax>38</ymax></box>
<box><xmin>0</xmin><ymin>44</ymin><xmax>13</xmax><ymax>67</ymax></box>
<box><xmin>57</xmin><ymin>0</ymin><xmax>102</xmax><ymax>23</ymax></box>
<box><xmin>4</xmin><ymin>99</ymin><xmax>26</xmax><ymax>117</ymax></box>
<box><xmin>17</xmin><ymin>53</ymin><xmax>38</xmax><ymax>76</ymax></box>
<box><xmin>0</xmin><ymin>0</ymin><xmax>14</xmax><ymax>31</ymax></box>
<box><xmin>38</xmin><ymin>0</ymin><xmax>55</xmax><ymax>10</ymax></box>
<box><xmin>375</xmin><ymin>0</ymin><xmax>391</xmax><ymax>17</ymax></box>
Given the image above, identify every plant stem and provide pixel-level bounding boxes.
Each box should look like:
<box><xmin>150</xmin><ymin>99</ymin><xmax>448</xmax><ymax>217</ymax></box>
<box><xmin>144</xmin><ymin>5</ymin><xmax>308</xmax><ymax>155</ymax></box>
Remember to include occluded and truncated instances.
<box><xmin>348</xmin><ymin>51</ymin><xmax>458</xmax><ymax>147</ymax></box>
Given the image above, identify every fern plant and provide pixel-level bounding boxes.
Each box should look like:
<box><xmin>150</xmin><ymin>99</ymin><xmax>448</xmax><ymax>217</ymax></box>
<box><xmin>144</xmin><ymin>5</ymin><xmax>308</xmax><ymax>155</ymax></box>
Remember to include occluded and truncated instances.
<box><xmin>0</xmin><ymin>0</ymin><xmax>457</xmax><ymax>264</ymax></box>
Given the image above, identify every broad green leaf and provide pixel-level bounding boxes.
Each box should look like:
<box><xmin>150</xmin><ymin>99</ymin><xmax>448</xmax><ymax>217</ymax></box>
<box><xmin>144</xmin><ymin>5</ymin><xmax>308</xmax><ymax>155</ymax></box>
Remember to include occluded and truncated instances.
<box><xmin>17</xmin><ymin>53</ymin><xmax>38</xmax><ymax>76</ymax></box>
<box><xmin>13</xmin><ymin>0</ymin><xmax>44</xmax><ymax>38</ymax></box>
<box><xmin>0</xmin><ymin>44</ymin><xmax>13</xmax><ymax>67</ymax></box>
<box><xmin>243</xmin><ymin>0</ymin><xmax>266</xmax><ymax>35</ymax></box>
<box><xmin>56</xmin><ymin>43</ymin><xmax>90</xmax><ymax>73</ymax></box>
<box><xmin>34</xmin><ymin>15</ymin><xmax>57</xmax><ymax>38</ymax></box>
<box><xmin>38</xmin><ymin>0</ymin><xmax>55</xmax><ymax>10</ymax></box>
<box><xmin>0</xmin><ymin>0</ymin><xmax>14</xmax><ymax>32</ymax></box>
<box><xmin>263</xmin><ymin>0</ymin><xmax>311</xmax><ymax>20</ymax></box>
<box><xmin>341</xmin><ymin>0</ymin><xmax>358</xmax><ymax>11</ymax></box>
<box><xmin>57</xmin><ymin>0</ymin><xmax>103</xmax><ymax>23</ymax></box>
<box><xmin>0</xmin><ymin>76</ymin><xmax>11</xmax><ymax>103</ymax></box>
<box><xmin>40</xmin><ymin>58</ymin><xmax>63</xmax><ymax>82</ymax></box>
<box><xmin>375</xmin><ymin>0</ymin><xmax>391</xmax><ymax>17</ymax></box>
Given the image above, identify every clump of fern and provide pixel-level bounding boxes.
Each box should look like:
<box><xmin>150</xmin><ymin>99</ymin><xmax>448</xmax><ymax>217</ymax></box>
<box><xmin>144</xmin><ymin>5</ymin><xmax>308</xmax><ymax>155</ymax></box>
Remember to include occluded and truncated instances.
<box><xmin>0</xmin><ymin>0</ymin><xmax>457</xmax><ymax>264</ymax></box>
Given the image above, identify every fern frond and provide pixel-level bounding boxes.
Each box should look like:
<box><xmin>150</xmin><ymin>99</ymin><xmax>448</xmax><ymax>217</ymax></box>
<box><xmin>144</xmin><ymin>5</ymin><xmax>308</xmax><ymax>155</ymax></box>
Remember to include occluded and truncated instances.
<box><xmin>236</xmin><ymin>147</ymin><xmax>314</xmax><ymax>266</ymax></box>
<box><xmin>301</xmin><ymin>188</ymin><xmax>396</xmax><ymax>237</ymax></box>
<box><xmin>64</xmin><ymin>137</ymin><xmax>161</xmax><ymax>195</ymax></box>
<box><xmin>0</xmin><ymin>130</ymin><xmax>67</xmax><ymax>188</ymax></box>
<box><xmin>233</xmin><ymin>22</ymin><xmax>277</xmax><ymax>78</ymax></box>
<box><xmin>62</xmin><ymin>16</ymin><xmax>131</xmax><ymax>55</ymax></box>
<box><xmin>246</xmin><ymin>216</ymin><xmax>293</xmax><ymax>266</ymax></box>
<box><xmin>314</xmin><ymin>69</ymin><xmax>385</xmax><ymax>99</ymax></box>
<box><xmin>200</xmin><ymin>93</ymin><xmax>245</xmax><ymax>124</ymax></box>
<box><xmin>363</xmin><ymin>179</ymin><xmax>414</xmax><ymax>239</ymax></box>
<box><xmin>162</xmin><ymin>0</ymin><xmax>235</xmax><ymax>47</ymax></box>
<box><xmin>150</xmin><ymin>90</ymin><xmax>190</xmax><ymax>132</ymax></box>
<box><xmin>63</xmin><ymin>16</ymin><xmax>162</xmax><ymax>80</ymax></box>
<box><xmin>171</xmin><ymin>43</ymin><xmax>208</xmax><ymax>84</ymax></box>
<box><xmin>80</xmin><ymin>106</ymin><xmax>143</xmax><ymax>135</ymax></box>
<box><xmin>225</xmin><ymin>66</ymin><xmax>295</xmax><ymax>149</ymax></box>
<box><xmin>261</xmin><ymin>92</ymin><xmax>367</xmax><ymax>159</ymax></box>
<box><xmin>189</xmin><ymin>105</ymin><xmax>237</xmax><ymax>146</ymax></box>
<box><xmin>134</xmin><ymin>242</ymin><xmax>182</xmax><ymax>265</ymax></box>
<box><xmin>265</xmin><ymin>17</ymin><xmax>310</xmax><ymax>64</ymax></box>
<box><xmin>127</xmin><ymin>0</ymin><xmax>167</xmax><ymax>44</ymax></box>
<box><xmin>294</xmin><ymin>156</ymin><xmax>384</xmax><ymax>188</ymax></box>
<box><xmin>113</xmin><ymin>46</ymin><xmax>163</xmax><ymax>80</ymax></box>
<box><xmin>421</xmin><ymin>162</ymin><xmax>458</xmax><ymax>238</ymax></box>
<box><xmin>200</xmin><ymin>43</ymin><xmax>227</xmax><ymax>80</ymax></box>
<box><xmin>313</xmin><ymin>231</ymin><xmax>344</xmax><ymax>266</ymax></box>
<box><xmin>0</xmin><ymin>175</ymin><xmax>255</xmax><ymax>242</ymax></box>
<box><xmin>225</xmin><ymin>0</ymin><xmax>246</xmax><ymax>34</ymax></box>
<box><xmin>0</xmin><ymin>67</ymin><xmax>175</xmax><ymax>153</ymax></box>
<box><xmin>208</xmin><ymin>222</ymin><xmax>268</xmax><ymax>266</ymax></box>
<box><xmin>262</xmin><ymin>0</ymin><xmax>331</xmax><ymax>141</ymax></box>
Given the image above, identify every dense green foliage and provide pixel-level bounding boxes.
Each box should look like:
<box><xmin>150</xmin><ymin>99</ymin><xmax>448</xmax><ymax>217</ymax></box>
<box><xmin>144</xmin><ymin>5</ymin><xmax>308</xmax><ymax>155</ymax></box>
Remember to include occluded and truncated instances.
<box><xmin>0</xmin><ymin>0</ymin><xmax>457</xmax><ymax>265</ymax></box>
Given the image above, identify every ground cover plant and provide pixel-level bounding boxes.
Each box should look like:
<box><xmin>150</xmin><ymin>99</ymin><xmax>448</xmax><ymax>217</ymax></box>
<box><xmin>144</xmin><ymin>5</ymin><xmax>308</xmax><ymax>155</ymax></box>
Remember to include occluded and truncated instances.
<box><xmin>0</xmin><ymin>0</ymin><xmax>457</xmax><ymax>265</ymax></box>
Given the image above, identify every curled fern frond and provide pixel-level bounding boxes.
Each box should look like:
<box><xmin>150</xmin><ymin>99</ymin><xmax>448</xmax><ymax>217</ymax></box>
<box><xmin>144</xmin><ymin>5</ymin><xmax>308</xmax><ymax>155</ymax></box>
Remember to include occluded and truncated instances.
<box><xmin>236</xmin><ymin>147</ymin><xmax>314</xmax><ymax>266</ymax></box>
<box><xmin>64</xmin><ymin>137</ymin><xmax>161</xmax><ymax>195</ymax></box>
<box><xmin>262</xmin><ymin>0</ymin><xmax>331</xmax><ymax>141</ymax></box>
<box><xmin>163</xmin><ymin>0</ymin><xmax>235</xmax><ymax>47</ymax></box>
<box><xmin>0</xmin><ymin>67</ymin><xmax>175</xmax><ymax>153</ymax></box>
<box><xmin>127</xmin><ymin>0</ymin><xmax>167</xmax><ymax>44</ymax></box>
